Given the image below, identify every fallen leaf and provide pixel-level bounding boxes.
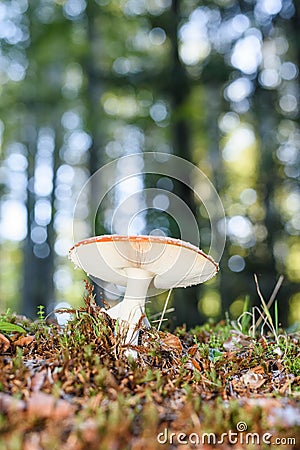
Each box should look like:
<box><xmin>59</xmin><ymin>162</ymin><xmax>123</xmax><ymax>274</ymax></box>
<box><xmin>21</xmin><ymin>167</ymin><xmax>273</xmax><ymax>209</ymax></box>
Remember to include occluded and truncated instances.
<box><xmin>187</xmin><ymin>344</ymin><xmax>198</xmax><ymax>356</ymax></box>
<box><xmin>241</xmin><ymin>370</ymin><xmax>266</xmax><ymax>389</ymax></box>
<box><xmin>160</xmin><ymin>333</ymin><xmax>183</xmax><ymax>353</ymax></box>
<box><xmin>0</xmin><ymin>333</ymin><xmax>10</xmax><ymax>352</ymax></box>
<box><xmin>190</xmin><ymin>358</ymin><xmax>201</xmax><ymax>371</ymax></box>
<box><xmin>223</xmin><ymin>331</ymin><xmax>251</xmax><ymax>351</ymax></box>
<box><xmin>14</xmin><ymin>335</ymin><xmax>35</xmax><ymax>347</ymax></box>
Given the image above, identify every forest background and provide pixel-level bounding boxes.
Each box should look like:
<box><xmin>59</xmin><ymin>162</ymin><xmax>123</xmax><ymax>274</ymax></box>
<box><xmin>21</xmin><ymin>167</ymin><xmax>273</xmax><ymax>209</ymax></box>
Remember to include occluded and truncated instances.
<box><xmin>0</xmin><ymin>0</ymin><xmax>299</xmax><ymax>330</ymax></box>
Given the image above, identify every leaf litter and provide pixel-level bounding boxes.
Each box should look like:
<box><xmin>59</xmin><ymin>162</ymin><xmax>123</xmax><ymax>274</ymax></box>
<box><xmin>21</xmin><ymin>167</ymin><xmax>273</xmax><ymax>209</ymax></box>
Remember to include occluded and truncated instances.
<box><xmin>0</xmin><ymin>282</ymin><xmax>299</xmax><ymax>449</ymax></box>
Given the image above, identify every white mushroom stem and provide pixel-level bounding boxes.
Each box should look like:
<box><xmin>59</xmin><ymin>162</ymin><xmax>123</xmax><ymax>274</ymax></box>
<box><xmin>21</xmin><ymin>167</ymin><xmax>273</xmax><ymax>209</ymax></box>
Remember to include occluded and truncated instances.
<box><xmin>105</xmin><ymin>267</ymin><xmax>153</xmax><ymax>348</ymax></box>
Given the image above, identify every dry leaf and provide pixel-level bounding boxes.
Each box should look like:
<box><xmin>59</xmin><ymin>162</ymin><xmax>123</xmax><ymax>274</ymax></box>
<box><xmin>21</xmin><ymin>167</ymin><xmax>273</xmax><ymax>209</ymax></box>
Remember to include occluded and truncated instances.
<box><xmin>160</xmin><ymin>332</ymin><xmax>183</xmax><ymax>352</ymax></box>
<box><xmin>223</xmin><ymin>331</ymin><xmax>251</xmax><ymax>351</ymax></box>
<box><xmin>14</xmin><ymin>335</ymin><xmax>35</xmax><ymax>347</ymax></box>
<box><xmin>187</xmin><ymin>344</ymin><xmax>198</xmax><ymax>356</ymax></box>
<box><xmin>190</xmin><ymin>358</ymin><xmax>201</xmax><ymax>371</ymax></box>
<box><xmin>241</xmin><ymin>370</ymin><xmax>266</xmax><ymax>389</ymax></box>
<box><xmin>0</xmin><ymin>333</ymin><xmax>10</xmax><ymax>352</ymax></box>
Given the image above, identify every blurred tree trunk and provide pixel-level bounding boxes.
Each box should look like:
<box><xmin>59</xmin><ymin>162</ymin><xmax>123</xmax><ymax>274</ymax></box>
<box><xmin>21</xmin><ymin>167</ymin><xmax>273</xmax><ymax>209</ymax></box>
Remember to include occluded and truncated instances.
<box><xmin>165</xmin><ymin>0</ymin><xmax>203</xmax><ymax>328</ymax></box>
<box><xmin>22</xmin><ymin>118</ymin><xmax>55</xmax><ymax>318</ymax></box>
<box><xmin>251</xmin><ymin>89</ymin><xmax>288</xmax><ymax>325</ymax></box>
<box><xmin>84</xmin><ymin>2</ymin><xmax>107</xmax><ymax>306</ymax></box>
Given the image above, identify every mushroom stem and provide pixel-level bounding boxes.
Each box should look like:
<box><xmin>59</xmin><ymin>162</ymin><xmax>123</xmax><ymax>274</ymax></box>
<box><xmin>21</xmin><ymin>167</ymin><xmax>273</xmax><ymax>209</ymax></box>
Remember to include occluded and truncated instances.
<box><xmin>105</xmin><ymin>267</ymin><xmax>153</xmax><ymax>348</ymax></box>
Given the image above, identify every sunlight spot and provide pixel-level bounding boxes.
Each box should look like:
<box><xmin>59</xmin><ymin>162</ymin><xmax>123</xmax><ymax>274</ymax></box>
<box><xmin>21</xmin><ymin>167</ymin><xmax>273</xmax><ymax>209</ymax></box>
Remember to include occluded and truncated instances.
<box><xmin>149</xmin><ymin>27</ymin><xmax>166</xmax><ymax>45</ymax></box>
<box><xmin>259</xmin><ymin>69</ymin><xmax>280</xmax><ymax>88</ymax></box>
<box><xmin>231</xmin><ymin>34</ymin><xmax>262</xmax><ymax>74</ymax></box>
<box><xmin>61</xmin><ymin>110</ymin><xmax>81</xmax><ymax>130</ymax></box>
<box><xmin>276</xmin><ymin>145</ymin><xmax>298</xmax><ymax>165</ymax></box>
<box><xmin>285</xmin><ymin>191</ymin><xmax>300</xmax><ymax>213</ymax></box>
<box><xmin>279</xmin><ymin>94</ymin><xmax>298</xmax><ymax>113</ymax></box>
<box><xmin>231</xmin><ymin>14</ymin><xmax>250</xmax><ymax>33</ymax></box>
<box><xmin>218</xmin><ymin>112</ymin><xmax>240</xmax><ymax>133</ymax></box>
<box><xmin>227</xmin><ymin>215</ymin><xmax>254</xmax><ymax>247</ymax></box>
<box><xmin>222</xmin><ymin>126</ymin><xmax>255</xmax><ymax>162</ymax></box>
<box><xmin>198</xmin><ymin>291</ymin><xmax>221</xmax><ymax>317</ymax></box>
<box><xmin>33</xmin><ymin>243</ymin><xmax>50</xmax><ymax>259</ymax></box>
<box><xmin>281</xmin><ymin>62</ymin><xmax>298</xmax><ymax>81</ymax></box>
<box><xmin>260</xmin><ymin>0</ymin><xmax>282</xmax><ymax>15</ymax></box>
<box><xmin>225</xmin><ymin>78</ymin><xmax>253</xmax><ymax>102</ymax></box>
<box><xmin>240</xmin><ymin>188</ymin><xmax>257</xmax><ymax>206</ymax></box>
<box><xmin>150</xmin><ymin>101</ymin><xmax>168</xmax><ymax>122</ymax></box>
<box><xmin>63</xmin><ymin>0</ymin><xmax>86</xmax><ymax>18</ymax></box>
<box><xmin>6</xmin><ymin>153</ymin><xmax>28</xmax><ymax>171</ymax></box>
<box><xmin>229</xmin><ymin>298</ymin><xmax>245</xmax><ymax>318</ymax></box>
<box><xmin>54</xmin><ymin>269</ymin><xmax>73</xmax><ymax>291</ymax></box>
<box><xmin>54</xmin><ymin>237</ymin><xmax>73</xmax><ymax>256</ymax></box>
<box><xmin>34</xmin><ymin>165</ymin><xmax>53</xmax><ymax>197</ymax></box>
<box><xmin>153</xmin><ymin>194</ymin><xmax>170</xmax><ymax>211</ymax></box>
<box><xmin>0</xmin><ymin>200</ymin><xmax>27</xmax><ymax>241</ymax></box>
<box><xmin>228</xmin><ymin>255</ymin><xmax>245</xmax><ymax>272</ymax></box>
<box><xmin>179</xmin><ymin>8</ymin><xmax>211</xmax><ymax>66</ymax></box>
<box><xmin>31</xmin><ymin>226</ymin><xmax>47</xmax><ymax>245</ymax></box>
<box><xmin>34</xmin><ymin>199</ymin><xmax>52</xmax><ymax>226</ymax></box>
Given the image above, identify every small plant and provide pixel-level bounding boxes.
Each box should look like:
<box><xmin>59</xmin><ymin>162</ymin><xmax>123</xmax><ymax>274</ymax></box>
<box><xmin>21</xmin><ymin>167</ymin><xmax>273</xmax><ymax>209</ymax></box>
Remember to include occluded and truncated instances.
<box><xmin>37</xmin><ymin>305</ymin><xmax>46</xmax><ymax>322</ymax></box>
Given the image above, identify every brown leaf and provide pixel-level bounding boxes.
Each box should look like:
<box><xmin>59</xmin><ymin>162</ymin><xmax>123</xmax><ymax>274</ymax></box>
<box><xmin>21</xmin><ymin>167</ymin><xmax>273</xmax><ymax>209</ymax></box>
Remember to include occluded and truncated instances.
<box><xmin>223</xmin><ymin>330</ymin><xmax>251</xmax><ymax>351</ymax></box>
<box><xmin>190</xmin><ymin>358</ymin><xmax>201</xmax><ymax>371</ymax></box>
<box><xmin>241</xmin><ymin>370</ymin><xmax>266</xmax><ymax>389</ymax></box>
<box><xmin>160</xmin><ymin>332</ymin><xmax>183</xmax><ymax>353</ymax></box>
<box><xmin>187</xmin><ymin>344</ymin><xmax>198</xmax><ymax>356</ymax></box>
<box><xmin>14</xmin><ymin>335</ymin><xmax>35</xmax><ymax>347</ymax></box>
<box><xmin>251</xmin><ymin>365</ymin><xmax>265</xmax><ymax>374</ymax></box>
<box><xmin>0</xmin><ymin>333</ymin><xmax>10</xmax><ymax>352</ymax></box>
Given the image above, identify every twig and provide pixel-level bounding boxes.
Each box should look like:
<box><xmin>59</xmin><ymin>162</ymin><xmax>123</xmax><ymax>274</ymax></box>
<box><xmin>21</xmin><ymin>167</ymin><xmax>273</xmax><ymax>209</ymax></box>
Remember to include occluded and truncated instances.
<box><xmin>157</xmin><ymin>289</ymin><xmax>173</xmax><ymax>331</ymax></box>
<box><xmin>255</xmin><ymin>274</ymin><xmax>284</xmax><ymax>329</ymax></box>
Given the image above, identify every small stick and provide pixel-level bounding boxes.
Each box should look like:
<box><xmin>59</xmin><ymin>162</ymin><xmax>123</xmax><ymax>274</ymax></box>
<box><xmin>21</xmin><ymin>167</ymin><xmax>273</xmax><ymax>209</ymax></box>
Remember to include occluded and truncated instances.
<box><xmin>157</xmin><ymin>289</ymin><xmax>173</xmax><ymax>331</ymax></box>
<box><xmin>255</xmin><ymin>274</ymin><xmax>284</xmax><ymax>329</ymax></box>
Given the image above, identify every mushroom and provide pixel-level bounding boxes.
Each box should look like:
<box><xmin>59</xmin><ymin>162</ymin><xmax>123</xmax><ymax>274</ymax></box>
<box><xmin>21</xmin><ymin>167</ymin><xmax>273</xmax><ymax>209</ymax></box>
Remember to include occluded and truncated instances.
<box><xmin>69</xmin><ymin>235</ymin><xmax>218</xmax><ymax>354</ymax></box>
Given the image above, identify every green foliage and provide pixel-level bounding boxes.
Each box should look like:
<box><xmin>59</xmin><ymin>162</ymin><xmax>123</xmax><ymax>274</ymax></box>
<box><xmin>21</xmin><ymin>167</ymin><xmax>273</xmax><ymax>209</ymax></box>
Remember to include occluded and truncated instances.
<box><xmin>0</xmin><ymin>321</ymin><xmax>25</xmax><ymax>334</ymax></box>
<box><xmin>37</xmin><ymin>305</ymin><xmax>46</xmax><ymax>322</ymax></box>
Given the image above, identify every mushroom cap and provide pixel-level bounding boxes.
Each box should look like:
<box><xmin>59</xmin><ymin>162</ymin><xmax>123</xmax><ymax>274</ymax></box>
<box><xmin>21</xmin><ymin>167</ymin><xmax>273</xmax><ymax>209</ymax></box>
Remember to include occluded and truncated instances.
<box><xmin>69</xmin><ymin>235</ymin><xmax>219</xmax><ymax>290</ymax></box>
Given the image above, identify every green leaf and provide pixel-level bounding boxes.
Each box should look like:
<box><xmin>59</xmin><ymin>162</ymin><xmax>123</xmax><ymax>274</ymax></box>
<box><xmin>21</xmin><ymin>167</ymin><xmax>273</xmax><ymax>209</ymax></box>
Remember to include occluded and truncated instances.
<box><xmin>0</xmin><ymin>321</ymin><xmax>26</xmax><ymax>334</ymax></box>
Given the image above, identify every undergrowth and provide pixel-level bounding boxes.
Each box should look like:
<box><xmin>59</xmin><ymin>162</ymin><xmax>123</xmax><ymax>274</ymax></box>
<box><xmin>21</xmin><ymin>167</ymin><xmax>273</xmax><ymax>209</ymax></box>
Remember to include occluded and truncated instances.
<box><xmin>0</xmin><ymin>282</ymin><xmax>299</xmax><ymax>450</ymax></box>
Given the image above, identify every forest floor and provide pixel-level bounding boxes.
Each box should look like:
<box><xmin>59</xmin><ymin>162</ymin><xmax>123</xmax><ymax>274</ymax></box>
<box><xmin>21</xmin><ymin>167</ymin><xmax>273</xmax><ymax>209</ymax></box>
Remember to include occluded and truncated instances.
<box><xmin>0</xmin><ymin>284</ymin><xmax>299</xmax><ymax>450</ymax></box>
